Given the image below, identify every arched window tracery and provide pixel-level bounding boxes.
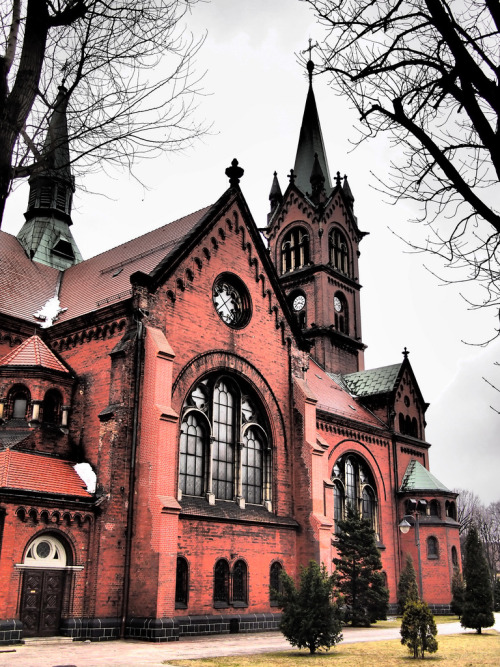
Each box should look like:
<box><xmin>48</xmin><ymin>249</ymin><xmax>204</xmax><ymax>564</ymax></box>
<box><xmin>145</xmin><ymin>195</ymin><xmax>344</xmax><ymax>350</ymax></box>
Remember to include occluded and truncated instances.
<box><xmin>331</xmin><ymin>453</ymin><xmax>378</xmax><ymax>535</ymax></box>
<box><xmin>179</xmin><ymin>374</ymin><xmax>271</xmax><ymax>506</ymax></box>
<box><xmin>329</xmin><ymin>228</ymin><xmax>351</xmax><ymax>275</ymax></box>
<box><xmin>281</xmin><ymin>226</ymin><xmax>310</xmax><ymax>274</ymax></box>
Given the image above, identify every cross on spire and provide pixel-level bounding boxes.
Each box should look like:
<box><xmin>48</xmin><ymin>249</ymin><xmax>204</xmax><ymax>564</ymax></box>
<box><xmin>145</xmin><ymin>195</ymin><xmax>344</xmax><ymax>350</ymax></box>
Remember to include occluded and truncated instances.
<box><xmin>301</xmin><ymin>38</ymin><xmax>319</xmax><ymax>84</ymax></box>
<box><xmin>402</xmin><ymin>346</ymin><xmax>410</xmax><ymax>359</ymax></box>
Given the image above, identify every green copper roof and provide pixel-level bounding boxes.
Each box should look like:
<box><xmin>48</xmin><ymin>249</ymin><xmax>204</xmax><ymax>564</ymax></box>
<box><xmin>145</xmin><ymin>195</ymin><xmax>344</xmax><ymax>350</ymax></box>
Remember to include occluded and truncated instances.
<box><xmin>342</xmin><ymin>364</ymin><xmax>401</xmax><ymax>397</ymax></box>
<box><xmin>400</xmin><ymin>460</ymin><xmax>450</xmax><ymax>493</ymax></box>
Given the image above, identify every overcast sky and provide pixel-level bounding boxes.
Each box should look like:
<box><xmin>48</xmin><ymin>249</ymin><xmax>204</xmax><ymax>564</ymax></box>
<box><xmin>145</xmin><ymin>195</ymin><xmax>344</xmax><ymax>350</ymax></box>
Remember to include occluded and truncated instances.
<box><xmin>3</xmin><ymin>0</ymin><xmax>499</xmax><ymax>504</ymax></box>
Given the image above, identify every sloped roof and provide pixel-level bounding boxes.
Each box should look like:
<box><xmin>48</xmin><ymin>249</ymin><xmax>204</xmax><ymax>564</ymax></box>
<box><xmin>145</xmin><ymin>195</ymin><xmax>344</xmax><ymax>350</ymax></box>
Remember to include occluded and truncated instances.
<box><xmin>306</xmin><ymin>359</ymin><xmax>383</xmax><ymax>427</ymax></box>
<box><xmin>0</xmin><ymin>231</ymin><xmax>60</xmax><ymax>322</ymax></box>
<box><xmin>342</xmin><ymin>363</ymin><xmax>401</xmax><ymax>398</ymax></box>
<box><xmin>0</xmin><ymin>206</ymin><xmax>211</xmax><ymax>326</ymax></box>
<box><xmin>0</xmin><ymin>335</ymin><xmax>69</xmax><ymax>373</ymax></box>
<box><xmin>400</xmin><ymin>459</ymin><xmax>450</xmax><ymax>493</ymax></box>
<box><xmin>0</xmin><ymin>449</ymin><xmax>93</xmax><ymax>497</ymax></box>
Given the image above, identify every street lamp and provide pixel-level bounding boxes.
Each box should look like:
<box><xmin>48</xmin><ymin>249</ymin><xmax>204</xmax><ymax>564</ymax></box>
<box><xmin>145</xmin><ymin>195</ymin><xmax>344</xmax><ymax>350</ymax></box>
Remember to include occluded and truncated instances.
<box><xmin>399</xmin><ymin>499</ymin><xmax>426</xmax><ymax>599</ymax></box>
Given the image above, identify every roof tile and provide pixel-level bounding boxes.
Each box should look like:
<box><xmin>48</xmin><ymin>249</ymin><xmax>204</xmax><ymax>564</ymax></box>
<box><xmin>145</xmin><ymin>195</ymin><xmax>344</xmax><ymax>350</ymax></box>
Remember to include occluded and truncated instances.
<box><xmin>0</xmin><ymin>335</ymin><xmax>69</xmax><ymax>373</ymax></box>
<box><xmin>400</xmin><ymin>459</ymin><xmax>450</xmax><ymax>493</ymax></box>
<box><xmin>342</xmin><ymin>364</ymin><xmax>401</xmax><ymax>397</ymax></box>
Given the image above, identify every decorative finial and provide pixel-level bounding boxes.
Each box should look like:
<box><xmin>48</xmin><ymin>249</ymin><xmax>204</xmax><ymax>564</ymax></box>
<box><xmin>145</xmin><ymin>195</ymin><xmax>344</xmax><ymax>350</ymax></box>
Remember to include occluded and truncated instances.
<box><xmin>335</xmin><ymin>171</ymin><xmax>341</xmax><ymax>187</ymax></box>
<box><xmin>402</xmin><ymin>346</ymin><xmax>410</xmax><ymax>359</ymax></box>
<box><xmin>301</xmin><ymin>38</ymin><xmax>319</xmax><ymax>84</ymax></box>
<box><xmin>225</xmin><ymin>158</ymin><xmax>244</xmax><ymax>186</ymax></box>
<box><xmin>288</xmin><ymin>168</ymin><xmax>296</xmax><ymax>186</ymax></box>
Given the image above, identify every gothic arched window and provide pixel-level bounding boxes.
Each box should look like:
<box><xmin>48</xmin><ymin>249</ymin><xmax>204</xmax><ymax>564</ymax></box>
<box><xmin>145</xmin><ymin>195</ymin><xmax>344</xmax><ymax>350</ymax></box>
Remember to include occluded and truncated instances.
<box><xmin>214</xmin><ymin>559</ymin><xmax>230</xmax><ymax>606</ymax></box>
<box><xmin>232</xmin><ymin>560</ymin><xmax>248</xmax><ymax>605</ymax></box>
<box><xmin>451</xmin><ymin>546</ymin><xmax>458</xmax><ymax>567</ymax></box>
<box><xmin>329</xmin><ymin>228</ymin><xmax>350</xmax><ymax>275</ymax></box>
<box><xmin>179</xmin><ymin>374</ymin><xmax>271</xmax><ymax>505</ymax></box>
<box><xmin>175</xmin><ymin>557</ymin><xmax>189</xmax><ymax>608</ymax></box>
<box><xmin>334</xmin><ymin>292</ymin><xmax>349</xmax><ymax>335</ymax></box>
<box><xmin>331</xmin><ymin>454</ymin><xmax>378</xmax><ymax>534</ymax></box>
<box><xmin>281</xmin><ymin>226</ymin><xmax>310</xmax><ymax>274</ymax></box>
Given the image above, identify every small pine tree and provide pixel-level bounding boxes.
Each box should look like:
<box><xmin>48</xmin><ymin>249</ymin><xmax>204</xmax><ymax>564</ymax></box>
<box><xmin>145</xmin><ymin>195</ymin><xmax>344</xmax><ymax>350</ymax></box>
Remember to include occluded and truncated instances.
<box><xmin>333</xmin><ymin>505</ymin><xmax>389</xmax><ymax>626</ymax></box>
<box><xmin>450</xmin><ymin>570</ymin><xmax>466</xmax><ymax>618</ymax></box>
<box><xmin>494</xmin><ymin>578</ymin><xmax>500</xmax><ymax>612</ymax></box>
<box><xmin>398</xmin><ymin>554</ymin><xmax>419</xmax><ymax>613</ymax></box>
<box><xmin>400</xmin><ymin>599</ymin><xmax>438</xmax><ymax>659</ymax></box>
<box><xmin>461</xmin><ymin>526</ymin><xmax>495</xmax><ymax>633</ymax></box>
<box><xmin>276</xmin><ymin>560</ymin><xmax>343</xmax><ymax>654</ymax></box>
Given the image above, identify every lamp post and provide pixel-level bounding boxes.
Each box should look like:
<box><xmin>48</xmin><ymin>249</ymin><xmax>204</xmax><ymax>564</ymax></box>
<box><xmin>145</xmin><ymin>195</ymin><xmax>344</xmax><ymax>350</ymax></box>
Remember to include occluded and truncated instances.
<box><xmin>399</xmin><ymin>505</ymin><xmax>425</xmax><ymax>600</ymax></box>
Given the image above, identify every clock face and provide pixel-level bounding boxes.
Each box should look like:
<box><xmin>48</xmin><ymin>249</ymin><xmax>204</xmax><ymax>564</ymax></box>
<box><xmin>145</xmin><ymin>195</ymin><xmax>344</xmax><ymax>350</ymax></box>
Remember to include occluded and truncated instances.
<box><xmin>213</xmin><ymin>274</ymin><xmax>251</xmax><ymax>328</ymax></box>
<box><xmin>293</xmin><ymin>295</ymin><xmax>306</xmax><ymax>312</ymax></box>
<box><xmin>334</xmin><ymin>296</ymin><xmax>343</xmax><ymax>312</ymax></box>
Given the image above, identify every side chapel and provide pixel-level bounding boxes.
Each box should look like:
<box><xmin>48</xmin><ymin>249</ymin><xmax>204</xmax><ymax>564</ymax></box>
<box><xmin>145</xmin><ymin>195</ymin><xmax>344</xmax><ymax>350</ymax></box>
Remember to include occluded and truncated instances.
<box><xmin>0</xmin><ymin>62</ymin><xmax>461</xmax><ymax>643</ymax></box>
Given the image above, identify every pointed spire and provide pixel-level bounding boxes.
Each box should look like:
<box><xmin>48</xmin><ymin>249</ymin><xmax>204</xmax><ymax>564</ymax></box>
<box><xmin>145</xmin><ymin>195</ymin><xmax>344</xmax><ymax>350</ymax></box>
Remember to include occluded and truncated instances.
<box><xmin>269</xmin><ymin>172</ymin><xmax>283</xmax><ymax>209</ymax></box>
<box><xmin>17</xmin><ymin>85</ymin><xmax>82</xmax><ymax>270</ymax></box>
<box><xmin>342</xmin><ymin>174</ymin><xmax>354</xmax><ymax>207</ymax></box>
<box><xmin>293</xmin><ymin>75</ymin><xmax>332</xmax><ymax>196</ymax></box>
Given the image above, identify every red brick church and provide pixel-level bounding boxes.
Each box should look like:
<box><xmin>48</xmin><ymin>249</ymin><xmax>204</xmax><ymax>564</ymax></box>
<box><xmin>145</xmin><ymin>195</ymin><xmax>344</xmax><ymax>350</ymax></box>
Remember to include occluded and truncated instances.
<box><xmin>0</xmin><ymin>63</ymin><xmax>461</xmax><ymax>643</ymax></box>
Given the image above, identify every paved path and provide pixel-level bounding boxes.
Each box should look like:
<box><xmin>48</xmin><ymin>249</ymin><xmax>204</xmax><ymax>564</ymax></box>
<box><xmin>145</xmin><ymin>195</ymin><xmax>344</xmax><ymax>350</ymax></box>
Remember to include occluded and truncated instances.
<box><xmin>1</xmin><ymin>614</ymin><xmax>498</xmax><ymax>667</ymax></box>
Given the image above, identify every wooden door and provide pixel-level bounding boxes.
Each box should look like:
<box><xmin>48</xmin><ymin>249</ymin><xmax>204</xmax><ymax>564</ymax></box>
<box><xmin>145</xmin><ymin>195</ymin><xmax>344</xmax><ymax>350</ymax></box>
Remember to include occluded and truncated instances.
<box><xmin>20</xmin><ymin>569</ymin><xmax>65</xmax><ymax>637</ymax></box>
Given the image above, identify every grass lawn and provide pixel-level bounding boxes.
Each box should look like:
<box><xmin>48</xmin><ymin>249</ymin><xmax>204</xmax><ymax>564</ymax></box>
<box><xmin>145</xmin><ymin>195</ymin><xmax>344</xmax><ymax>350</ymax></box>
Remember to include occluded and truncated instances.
<box><xmin>167</xmin><ymin>631</ymin><xmax>500</xmax><ymax>667</ymax></box>
<box><xmin>373</xmin><ymin>615</ymin><xmax>459</xmax><ymax>629</ymax></box>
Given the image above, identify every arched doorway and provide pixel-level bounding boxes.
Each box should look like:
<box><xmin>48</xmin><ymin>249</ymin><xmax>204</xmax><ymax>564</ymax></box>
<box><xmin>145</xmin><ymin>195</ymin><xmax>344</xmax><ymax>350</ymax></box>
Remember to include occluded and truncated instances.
<box><xmin>20</xmin><ymin>535</ymin><xmax>70</xmax><ymax>637</ymax></box>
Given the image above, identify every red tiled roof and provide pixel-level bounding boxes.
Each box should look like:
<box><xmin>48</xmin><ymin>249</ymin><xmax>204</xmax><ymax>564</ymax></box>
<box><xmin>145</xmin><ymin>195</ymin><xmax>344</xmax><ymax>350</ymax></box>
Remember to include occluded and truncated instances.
<box><xmin>57</xmin><ymin>206</ymin><xmax>212</xmax><ymax>322</ymax></box>
<box><xmin>0</xmin><ymin>449</ymin><xmax>92</xmax><ymax>497</ymax></box>
<box><xmin>0</xmin><ymin>232</ymin><xmax>60</xmax><ymax>322</ymax></box>
<box><xmin>0</xmin><ymin>335</ymin><xmax>69</xmax><ymax>373</ymax></box>
<box><xmin>0</xmin><ymin>206</ymin><xmax>211</xmax><ymax>326</ymax></box>
<box><xmin>305</xmin><ymin>359</ymin><xmax>383</xmax><ymax>427</ymax></box>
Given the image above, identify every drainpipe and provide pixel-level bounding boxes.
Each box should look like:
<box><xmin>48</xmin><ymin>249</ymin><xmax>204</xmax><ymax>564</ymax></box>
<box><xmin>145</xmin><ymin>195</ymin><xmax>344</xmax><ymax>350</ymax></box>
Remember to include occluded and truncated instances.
<box><xmin>120</xmin><ymin>317</ymin><xmax>144</xmax><ymax>637</ymax></box>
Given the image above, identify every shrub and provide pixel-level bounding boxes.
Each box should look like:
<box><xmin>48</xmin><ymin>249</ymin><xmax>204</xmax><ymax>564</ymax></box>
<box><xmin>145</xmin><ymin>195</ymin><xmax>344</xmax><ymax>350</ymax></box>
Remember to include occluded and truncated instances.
<box><xmin>400</xmin><ymin>599</ymin><xmax>438</xmax><ymax>659</ymax></box>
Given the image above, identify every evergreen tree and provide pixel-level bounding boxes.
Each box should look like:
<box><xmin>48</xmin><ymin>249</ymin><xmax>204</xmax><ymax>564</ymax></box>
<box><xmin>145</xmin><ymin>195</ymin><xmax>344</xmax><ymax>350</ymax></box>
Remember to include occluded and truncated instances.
<box><xmin>461</xmin><ymin>526</ymin><xmax>495</xmax><ymax>633</ymax></box>
<box><xmin>494</xmin><ymin>578</ymin><xmax>500</xmax><ymax>613</ymax></box>
<box><xmin>398</xmin><ymin>554</ymin><xmax>419</xmax><ymax>613</ymax></box>
<box><xmin>400</xmin><ymin>599</ymin><xmax>438</xmax><ymax>659</ymax></box>
<box><xmin>276</xmin><ymin>560</ymin><xmax>343</xmax><ymax>654</ymax></box>
<box><xmin>450</xmin><ymin>570</ymin><xmax>466</xmax><ymax>619</ymax></box>
<box><xmin>333</xmin><ymin>505</ymin><xmax>389</xmax><ymax>626</ymax></box>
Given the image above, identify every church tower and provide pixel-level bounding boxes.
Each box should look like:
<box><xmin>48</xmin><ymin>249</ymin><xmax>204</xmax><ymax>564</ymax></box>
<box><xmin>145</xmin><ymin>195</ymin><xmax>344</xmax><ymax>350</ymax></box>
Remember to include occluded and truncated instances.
<box><xmin>265</xmin><ymin>61</ymin><xmax>367</xmax><ymax>375</ymax></box>
<box><xmin>16</xmin><ymin>85</ymin><xmax>82</xmax><ymax>270</ymax></box>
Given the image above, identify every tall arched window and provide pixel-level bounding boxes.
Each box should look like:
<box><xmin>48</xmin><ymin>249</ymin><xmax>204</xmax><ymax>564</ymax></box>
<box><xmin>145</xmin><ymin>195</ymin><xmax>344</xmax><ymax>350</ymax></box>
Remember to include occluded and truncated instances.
<box><xmin>214</xmin><ymin>559</ymin><xmax>230</xmax><ymax>606</ymax></box>
<box><xmin>334</xmin><ymin>292</ymin><xmax>349</xmax><ymax>334</ymax></box>
<box><xmin>331</xmin><ymin>454</ymin><xmax>378</xmax><ymax>533</ymax></box>
<box><xmin>281</xmin><ymin>227</ymin><xmax>310</xmax><ymax>274</ymax></box>
<box><xmin>232</xmin><ymin>560</ymin><xmax>248</xmax><ymax>605</ymax></box>
<box><xmin>329</xmin><ymin>228</ymin><xmax>350</xmax><ymax>275</ymax></box>
<box><xmin>451</xmin><ymin>546</ymin><xmax>458</xmax><ymax>567</ymax></box>
<box><xmin>270</xmin><ymin>562</ymin><xmax>283</xmax><ymax>606</ymax></box>
<box><xmin>179</xmin><ymin>374</ymin><xmax>271</xmax><ymax>505</ymax></box>
<box><xmin>175</xmin><ymin>557</ymin><xmax>189</xmax><ymax>608</ymax></box>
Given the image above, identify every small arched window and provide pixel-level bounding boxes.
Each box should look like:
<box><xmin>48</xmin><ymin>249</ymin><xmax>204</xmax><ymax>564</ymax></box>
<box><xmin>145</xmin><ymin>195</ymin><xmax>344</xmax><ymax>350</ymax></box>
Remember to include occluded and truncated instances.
<box><xmin>429</xmin><ymin>500</ymin><xmax>440</xmax><ymax>517</ymax></box>
<box><xmin>334</xmin><ymin>292</ymin><xmax>349</xmax><ymax>335</ymax></box>
<box><xmin>446</xmin><ymin>501</ymin><xmax>457</xmax><ymax>520</ymax></box>
<box><xmin>232</xmin><ymin>560</ymin><xmax>248</xmax><ymax>606</ymax></box>
<box><xmin>451</xmin><ymin>546</ymin><xmax>458</xmax><ymax>567</ymax></box>
<box><xmin>7</xmin><ymin>385</ymin><xmax>30</xmax><ymax>420</ymax></box>
<box><xmin>281</xmin><ymin>227</ymin><xmax>310</xmax><ymax>274</ymax></box>
<box><xmin>214</xmin><ymin>559</ymin><xmax>230</xmax><ymax>607</ymax></box>
<box><xmin>329</xmin><ymin>228</ymin><xmax>350</xmax><ymax>275</ymax></box>
<box><xmin>42</xmin><ymin>389</ymin><xmax>62</xmax><ymax>424</ymax></box>
<box><xmin>175</xmin><ymin>557</ymin><xmax>189</xmax><ymax>608</ymax></box>
<box><xmin>270</xmin><ymin>562</ymin><xmax>283</xmax><ymax>606</ymax></box>
<box><xmin>333</xmin><ymin>481</ymin><xmax>344</xmax><ymax>535</ymax></box>
<box><xmin>427</xmin><ymin>536</ymin><xmax>439</xmax><ymax>559</ymax></box>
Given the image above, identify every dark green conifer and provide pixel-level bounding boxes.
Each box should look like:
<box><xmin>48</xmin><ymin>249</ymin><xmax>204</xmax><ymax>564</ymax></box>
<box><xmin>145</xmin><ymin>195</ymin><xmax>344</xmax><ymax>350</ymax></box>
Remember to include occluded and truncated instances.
<box><xmin>450</xmin><ymin>570</ymin><xmax>466</xmax><ymax>618</ymax></box>
<box><xmin>398</xmin><ymin>554</ymin><xmax>419</xmax><ymax>613</ymax></box>
<box><xmin>276</xmin><ymin>560</ymin><xmax>343</xmax><ymax>654</ymax></box>
<box><xmin>461</xmin><ymin>526</ymin><xmax>495</xmax><ymax>633</ymax></box>
<box><xmin>400</xmin><ymin>599</ymin><xmax>438</xmax><ymax>659</ymax></box>
<box><xmin>333</xmin><ymin>505</ymin><xmax>389</xmax><ymax>626</ymax></box>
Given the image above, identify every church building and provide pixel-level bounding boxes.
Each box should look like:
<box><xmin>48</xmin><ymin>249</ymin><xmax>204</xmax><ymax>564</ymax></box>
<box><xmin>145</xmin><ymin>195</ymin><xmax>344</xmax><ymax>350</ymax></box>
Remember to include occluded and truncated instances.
<box><xmin>0</xmin><ymin>62</ymin><xmax>461</xmax><ymax>644</ymax></box>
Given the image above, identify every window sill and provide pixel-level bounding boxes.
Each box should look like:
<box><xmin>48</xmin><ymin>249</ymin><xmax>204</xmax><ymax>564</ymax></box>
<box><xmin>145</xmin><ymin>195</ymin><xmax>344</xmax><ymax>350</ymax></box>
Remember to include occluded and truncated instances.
<box><xmin>232</xmin><ymin>601</ymin><xmax>248</xmax><ymax>608</ymax></box>
<box><xmin>214</xmin><ymin>601</ymin><xmax>230</xmax><ymax>609</ymax></box>
<box><xmin>175</xmin><ymin>602</ymin><xmax>188</xmax><ymax>610</ymax></box>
